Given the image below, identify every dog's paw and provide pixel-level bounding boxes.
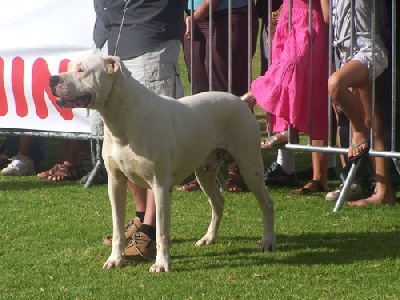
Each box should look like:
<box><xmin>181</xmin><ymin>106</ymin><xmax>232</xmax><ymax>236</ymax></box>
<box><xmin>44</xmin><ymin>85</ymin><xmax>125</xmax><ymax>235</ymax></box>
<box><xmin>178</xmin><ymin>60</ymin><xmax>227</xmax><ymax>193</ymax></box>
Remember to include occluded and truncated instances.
<box><xmin>195</xmin><ymin>235</ymin><xmax>216</xmax><ymax>246</ymax></box>
<box><xmin>149</xmin><ymin>262</ymin><xmax>171</xmax><ymax>273</ymax></box>
<box><xmin>259</xmin><ymin>239</ymin><xmax>276</xmax><ymax>252</ymax></box>
<box><xmin>102</xmin><ymin>257</ymin><xmax>125</xmax><ymax>269</ymax></box>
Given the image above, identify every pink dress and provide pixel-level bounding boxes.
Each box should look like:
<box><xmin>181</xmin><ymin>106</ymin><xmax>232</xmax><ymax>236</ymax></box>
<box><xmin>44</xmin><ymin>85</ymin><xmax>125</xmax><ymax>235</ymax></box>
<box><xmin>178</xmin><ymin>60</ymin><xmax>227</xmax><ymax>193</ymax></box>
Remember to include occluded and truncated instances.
<box><xmin>251</xmin><ymin>0</ymin><xmax>329</xmax><ymax>140</ymax></box>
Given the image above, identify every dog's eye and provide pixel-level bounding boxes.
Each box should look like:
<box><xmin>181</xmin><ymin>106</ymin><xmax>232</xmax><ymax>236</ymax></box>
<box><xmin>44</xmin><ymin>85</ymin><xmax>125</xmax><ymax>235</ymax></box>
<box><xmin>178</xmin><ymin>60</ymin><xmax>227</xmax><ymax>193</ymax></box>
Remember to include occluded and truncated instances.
<box><xmin>77</xmin><ymin>68</ymin><xmax>85</xmax><ymax>73</ymax></box>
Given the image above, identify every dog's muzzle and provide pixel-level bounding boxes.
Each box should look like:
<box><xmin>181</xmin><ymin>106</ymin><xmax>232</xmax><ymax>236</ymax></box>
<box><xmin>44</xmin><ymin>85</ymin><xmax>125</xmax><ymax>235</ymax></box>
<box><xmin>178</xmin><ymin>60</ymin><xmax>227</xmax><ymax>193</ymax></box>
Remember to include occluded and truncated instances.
<box><xmin>55</xmin><ymin>95</ymin><xmax>92</xmax><ymax>109</ymax></box>
<box><xmin>49</xmin><ymin>75</ymin><xmax>92</xmax><ymax>109</ymax></box>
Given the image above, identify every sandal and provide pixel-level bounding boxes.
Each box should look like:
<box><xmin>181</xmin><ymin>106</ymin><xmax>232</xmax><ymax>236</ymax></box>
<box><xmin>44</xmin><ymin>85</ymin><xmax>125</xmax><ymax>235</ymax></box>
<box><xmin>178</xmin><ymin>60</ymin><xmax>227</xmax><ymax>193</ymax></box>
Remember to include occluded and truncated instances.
<box><xmin>48</xmin><ymin>164</ymin><xmax>81</xmax><ymax>181</ymax></box>
<box><xmin>225</xmin><ymin>172</ymin><xmax>248</xmax><ymax>193</ymax></box>
<box><xmin>261</xmin><ymin>130</ymin><xmax>299</xmax><ymax>149</ymax></box>
<box><xmin>240</xmin><ymin>93</ymin><xmax>256</xmax><ymax>109</ymax></box>
<box><xmin>37</xmin><ymin>163</ymin><xmax>64</xmax><ymax>179</ymax></box>
<box><xmin>348</xmin><ymin>139</ymin><xmax>369</xmax><ymax>161</ymax></box>
<box><xmin>177</xmin><ymin>180</ymin><xmax>201</xmax><ymax>192</ymax></box>
<box><xmin>292</xmin><ymin>179</ymin><xmax>327</xmax><ymax>195</ymax></box>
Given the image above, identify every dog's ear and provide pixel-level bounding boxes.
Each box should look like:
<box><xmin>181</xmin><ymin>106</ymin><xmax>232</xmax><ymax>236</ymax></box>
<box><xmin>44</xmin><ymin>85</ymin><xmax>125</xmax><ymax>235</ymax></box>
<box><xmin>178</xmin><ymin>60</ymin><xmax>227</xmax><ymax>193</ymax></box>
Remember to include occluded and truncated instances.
<box><xmin>103</xmin><ymin>56</ymin><xmax>121</xmax><ymax>74</ymax></box>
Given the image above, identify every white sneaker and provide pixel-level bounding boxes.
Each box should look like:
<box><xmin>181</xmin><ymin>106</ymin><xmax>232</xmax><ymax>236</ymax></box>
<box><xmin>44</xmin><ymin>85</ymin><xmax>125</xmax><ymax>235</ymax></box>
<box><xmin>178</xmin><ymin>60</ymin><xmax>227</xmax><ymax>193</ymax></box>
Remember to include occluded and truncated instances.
<box><xmin>1</xmin><ymin>153</ymin><xmax>35</xmax><ymax>176</ymax></box>
<box><xmin>325</xmin><ymin>183</ymin><xmax>372</xmax><ymax>201</ymax></box>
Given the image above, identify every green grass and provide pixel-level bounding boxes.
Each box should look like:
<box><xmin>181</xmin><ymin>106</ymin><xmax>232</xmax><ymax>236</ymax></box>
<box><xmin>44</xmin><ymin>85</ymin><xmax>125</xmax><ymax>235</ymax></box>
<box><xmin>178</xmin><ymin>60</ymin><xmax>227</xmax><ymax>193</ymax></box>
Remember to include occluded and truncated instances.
<box><xmin>1</xmin><ymin>48</ymin><xmax>400</xmax><ymax>299</ymax></box>
<box><xmin>1</xmin><ymin>173</ymin><xmax>399</xmax><ymax>299</ymax></box>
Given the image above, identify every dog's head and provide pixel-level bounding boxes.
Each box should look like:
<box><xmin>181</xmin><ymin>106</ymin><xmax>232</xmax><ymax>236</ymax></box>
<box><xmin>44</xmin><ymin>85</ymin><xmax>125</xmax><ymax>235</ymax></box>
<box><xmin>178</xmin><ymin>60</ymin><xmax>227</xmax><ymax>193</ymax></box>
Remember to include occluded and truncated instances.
<box><xmin>49</xmin><ymin>55</ymin><xmax>124</xmax><ymax>109</ymax></box>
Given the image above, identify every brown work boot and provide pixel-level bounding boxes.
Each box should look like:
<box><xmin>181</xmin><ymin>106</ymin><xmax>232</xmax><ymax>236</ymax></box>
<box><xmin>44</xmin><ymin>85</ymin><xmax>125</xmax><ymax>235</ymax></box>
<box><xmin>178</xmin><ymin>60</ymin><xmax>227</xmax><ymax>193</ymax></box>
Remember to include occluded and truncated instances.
<box><xmin>124</xmin><ymin>232</ymin><xmax>157</xmax><ymax>262</ymax></box>
<box><xmin>103</xmin><ymin>217</ymin><xmax>142</xmax><ymax>247</ymax></box>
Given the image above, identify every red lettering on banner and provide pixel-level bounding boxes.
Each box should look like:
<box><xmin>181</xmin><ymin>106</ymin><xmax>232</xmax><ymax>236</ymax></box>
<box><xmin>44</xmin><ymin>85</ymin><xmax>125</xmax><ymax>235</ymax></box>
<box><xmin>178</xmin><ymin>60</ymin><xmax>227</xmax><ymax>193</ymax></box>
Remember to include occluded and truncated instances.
<box><xmin>32</xmin><ymin>58</ymin><xmax>73</xmax><ymax>120</ymax></box>
<box><xmin>0</xmin><ymin>58</ymin><xmax>7</xmax><ymax>116</ymax></box>
<box><xmin>59</xmin><ymin>59</ymin><xmax>69</xmax><ymax>73</ymax></box>
<box><xmin>12</xmin><ymin>57</ymin><xmax>29</xmax><ymax>117</ymax></box>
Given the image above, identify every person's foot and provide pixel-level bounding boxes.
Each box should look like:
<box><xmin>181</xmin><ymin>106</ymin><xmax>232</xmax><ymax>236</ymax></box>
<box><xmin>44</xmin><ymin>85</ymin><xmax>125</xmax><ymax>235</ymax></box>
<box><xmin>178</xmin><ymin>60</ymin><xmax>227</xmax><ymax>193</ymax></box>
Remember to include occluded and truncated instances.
<box><xmin>124</xmin><ymin>232</ymin><xmax>157</xmax><ymax>262</ymax></box>
<box><xmin>37</xmin><ymin>163</ymin><xmax>64</xmax><ymax>179</ymax></box>
<box><xmin>348</xmin><ymin>188</ymin><xmax>395</xmax><ymax>207</ymax></box>
<box><xmin>292</xmin><ymin>179</ymin><xmax>328</xmax><ymax>195</ymax></box>
<box><xmin>177</xmin><ymin>179</ymin><xmax>201</xmax><ymax>192</ymax></box>
<box><xmin>103</xmin><ymin>217</ymin><xmax>142</xmax><ymax>247</ymax></box>
<box><xmin>37</xmin><ymin>162</ymin><xmax>81</xmax><ymax>181</ymax></box>
<box><xmin>225</xmin><ymin>172</ymin><xmax>248</xmax><ymax>193</ymax></box>
<box><xmin>240</xmin><ymin>93</ymin><xmax>256</xmax><ymax>109</ymax></box>
<box><xmin>325</xmin><ymin>183</ymin><xmax>373</xmax><ymax>201</ymax></box>
<box><xmin>1</xmin><ymin>153</ymin><xmax>35</xmax><ymax>176</ymax></box>
<box><xmin>261</xmin><ymin>130</ymin><xmax>299</xmax><ymax>149</ymax></box>
<box><xmin>264</xmin><ymin>161</ymin><xmax>298</xmax><ymax>186</ymax></box>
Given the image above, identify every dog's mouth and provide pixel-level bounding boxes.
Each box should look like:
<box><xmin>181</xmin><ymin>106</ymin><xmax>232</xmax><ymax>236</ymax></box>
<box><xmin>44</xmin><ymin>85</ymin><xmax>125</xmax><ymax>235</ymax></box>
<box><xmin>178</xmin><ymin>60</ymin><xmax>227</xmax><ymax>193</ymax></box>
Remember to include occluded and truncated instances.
<box><xmin>56</xmin><ymin>95</ymin><xmax>92</xmax><ymax>109</ymax></box>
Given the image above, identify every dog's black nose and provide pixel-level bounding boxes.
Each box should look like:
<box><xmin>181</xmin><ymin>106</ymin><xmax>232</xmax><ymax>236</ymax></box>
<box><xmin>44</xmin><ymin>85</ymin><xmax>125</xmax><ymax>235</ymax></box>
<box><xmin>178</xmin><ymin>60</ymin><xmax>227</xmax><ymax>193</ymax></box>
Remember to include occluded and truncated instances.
<box><xmin>49</xmin><ymin>75</ymin><xmax>60</xmax><ymax>88</ymax></box>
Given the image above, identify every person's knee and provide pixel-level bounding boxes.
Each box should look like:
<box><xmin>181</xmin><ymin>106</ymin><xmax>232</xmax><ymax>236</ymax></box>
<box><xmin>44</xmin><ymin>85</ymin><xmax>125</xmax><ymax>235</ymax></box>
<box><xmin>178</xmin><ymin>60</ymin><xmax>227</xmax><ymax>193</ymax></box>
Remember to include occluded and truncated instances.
<box><xmin>328</xmin><ymin>72</ymin><xmax>341</xmax><ymax>102</ymax></box>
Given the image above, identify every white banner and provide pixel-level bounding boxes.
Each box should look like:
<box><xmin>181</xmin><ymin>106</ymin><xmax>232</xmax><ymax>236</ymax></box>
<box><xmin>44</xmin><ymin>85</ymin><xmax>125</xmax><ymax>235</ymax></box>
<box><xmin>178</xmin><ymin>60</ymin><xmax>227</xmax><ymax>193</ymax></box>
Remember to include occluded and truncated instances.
<box><xmin>0</xmin><ymin>0</ymin><xmax>97</xmax><ymax>133</ymax></box>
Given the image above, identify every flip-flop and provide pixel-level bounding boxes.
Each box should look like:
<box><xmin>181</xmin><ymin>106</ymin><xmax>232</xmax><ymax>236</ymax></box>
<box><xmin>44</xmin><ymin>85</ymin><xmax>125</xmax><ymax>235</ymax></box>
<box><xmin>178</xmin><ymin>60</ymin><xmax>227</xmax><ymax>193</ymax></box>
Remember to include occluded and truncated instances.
<box><xmin>348</xmin><ymin>139</ymin><xmax>369</xmax><ymax>161</ymax></box>
<box><xmin>292</xmin><ymin>179</ymin><xmax>327</xmax><ymax>195</ymax></box>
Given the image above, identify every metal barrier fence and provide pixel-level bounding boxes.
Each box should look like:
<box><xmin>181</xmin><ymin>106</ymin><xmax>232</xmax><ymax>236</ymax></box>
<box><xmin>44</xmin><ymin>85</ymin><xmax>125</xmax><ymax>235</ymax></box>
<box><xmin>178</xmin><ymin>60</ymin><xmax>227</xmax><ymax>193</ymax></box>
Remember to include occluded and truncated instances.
<box><xmin>186</xmin><ymin>0</ymin><xmax>398</xmax><ymax>211</ymax></box>
<box><xmin>0</xmin><ymin>130</ymin><xmax>103</xmax><ymax>188</ymax></box>
<box><xmin>1</xmin><ymin>1</ymin><xmax>398</xmax><ymax>206</ymax></box>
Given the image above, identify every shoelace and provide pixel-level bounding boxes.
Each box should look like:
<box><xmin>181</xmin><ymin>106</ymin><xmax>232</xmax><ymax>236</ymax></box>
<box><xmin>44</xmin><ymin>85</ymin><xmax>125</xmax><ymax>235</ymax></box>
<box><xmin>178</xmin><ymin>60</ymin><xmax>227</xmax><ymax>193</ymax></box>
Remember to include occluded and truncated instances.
<box><xmin>127</xmin><ymin>233</ymin><xmax>144</xmax><ymax>248</ymax></box>
<box><xmin>125</xmin><ymin>219</ymin><xmax>139</xmax><ymax>233</ymax></box>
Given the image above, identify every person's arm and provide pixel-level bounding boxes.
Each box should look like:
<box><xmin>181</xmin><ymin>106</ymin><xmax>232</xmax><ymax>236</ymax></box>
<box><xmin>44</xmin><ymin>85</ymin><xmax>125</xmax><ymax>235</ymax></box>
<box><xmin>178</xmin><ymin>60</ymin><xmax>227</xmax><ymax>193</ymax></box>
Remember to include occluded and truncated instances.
<box><xmin>185</xmin><ymin>0</ymin><xmax>221</xmax><ymax>39</ymax></box>
<box><xmin>320</xmin><ymin>0</ymin><xmax>330</xmax><ymax>24</ymax></box>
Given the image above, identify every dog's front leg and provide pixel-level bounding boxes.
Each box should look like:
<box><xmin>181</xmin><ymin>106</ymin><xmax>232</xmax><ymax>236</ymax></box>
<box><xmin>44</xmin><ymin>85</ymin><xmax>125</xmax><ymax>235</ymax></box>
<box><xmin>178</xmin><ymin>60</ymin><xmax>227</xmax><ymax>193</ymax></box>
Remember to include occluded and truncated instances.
<box><xmin>149</xmin><ymin>184</ymin><xmax>172</xmax><ymax>273</ymax></box>
<box><xmin>103</xmin><ymin>175</ymin><xmax>127</xmax><ymax>269</ymax></box>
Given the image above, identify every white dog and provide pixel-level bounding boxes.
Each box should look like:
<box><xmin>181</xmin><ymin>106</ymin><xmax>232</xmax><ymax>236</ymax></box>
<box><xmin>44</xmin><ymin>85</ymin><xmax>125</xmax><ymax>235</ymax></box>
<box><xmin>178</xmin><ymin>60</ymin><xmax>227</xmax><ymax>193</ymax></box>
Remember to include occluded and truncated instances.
<box><xmin>49</xmin><ymin>55</ymin><xmax>276</xmax><ymax>272</ymax></box>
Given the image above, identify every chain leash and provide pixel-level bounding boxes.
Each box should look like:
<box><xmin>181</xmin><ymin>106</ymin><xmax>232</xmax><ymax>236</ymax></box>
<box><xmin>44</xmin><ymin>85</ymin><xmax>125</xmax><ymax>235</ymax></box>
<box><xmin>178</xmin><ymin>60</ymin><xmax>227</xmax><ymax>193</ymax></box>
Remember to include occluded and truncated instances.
<box><xmin>113</xmin><ymin>0</ymin><xmax>130</xmax><ymax>56</ymax></box>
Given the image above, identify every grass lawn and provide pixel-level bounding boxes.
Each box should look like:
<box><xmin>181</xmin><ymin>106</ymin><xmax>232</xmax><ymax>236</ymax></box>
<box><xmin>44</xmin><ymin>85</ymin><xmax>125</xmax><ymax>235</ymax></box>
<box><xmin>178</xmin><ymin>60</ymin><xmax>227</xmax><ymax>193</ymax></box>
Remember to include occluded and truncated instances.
<box><xmin>1</xmin><ymin>48</ymin><xmax>400</xmax><ymax>299</ymax></box>
<box><xmin>0</xmin><ymin>162</ymin><xmax>399</xmax><ymax>299</ymax></box>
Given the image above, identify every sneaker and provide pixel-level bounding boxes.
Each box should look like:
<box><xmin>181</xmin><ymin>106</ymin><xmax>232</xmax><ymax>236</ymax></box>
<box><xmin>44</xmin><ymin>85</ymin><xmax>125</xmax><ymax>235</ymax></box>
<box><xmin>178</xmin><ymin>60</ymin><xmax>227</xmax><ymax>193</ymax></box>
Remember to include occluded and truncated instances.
<box><xmin>1</xmin><ymin>153</ymin><xmax>35</xmax><ymax>176</ymax></box>
<box><xmin>103</xmin><ymin>217</ymin><xmax>143</xmax><ymax>247</ymax></box>
<box><xmin>325</xmin><ymin>183</ymin><xmax>372</xmax><ymax>201</ymax></box>
<box><xmin>124</xmin><ymin>232</ymin><xmax>157</xmax><ymax>262</ymax></box>
<box><xmin>264</xmin><ymin>161</ymin><xmax>298</xmax><ymax>186</ymax></box>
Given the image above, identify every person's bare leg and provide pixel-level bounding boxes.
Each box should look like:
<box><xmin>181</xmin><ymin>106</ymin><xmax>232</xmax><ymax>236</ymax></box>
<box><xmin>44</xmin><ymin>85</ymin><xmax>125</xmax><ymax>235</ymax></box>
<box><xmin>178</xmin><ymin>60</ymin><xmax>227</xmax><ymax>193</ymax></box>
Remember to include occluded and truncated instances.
<box><xmin>311</xmin><ymin>139</ymin><xmax>328</xmax><ymax>191</ymax></box>
<box><xmin>144</xmin><ymin>189</ymin><xmax>156</xmax><ymax>227</ymax></box>
<box><xmin>127</xmin><ymin>181</ymin><xmax>156</xmax><ymax>227</ymax></box>
<box><xmin>349</xmin><ymin>106</ymin><xmax>395</xmax><ymax>206</ymax></box>
<box><xmin>297</xmin><ymin>140</ymin><xmax>328</xmax><ymax>192</ymax></box>
<box><xmin>127</xmin><ymin>180</ymin><xmax>147</xmax><ymax>213</ymax></box>
<box><xmin>18</xmin><ymin>136</ymin><xmax>33</xmax><ymax>157</ymax></box>
<box><xmin>328</xmin><ymin>61</ymin><xmax>370</xmax><ymax>158</ymax></box>
<box><xmin>63</xmin><ymin>140</ymin><xmax>86</xmax><ymax>166</ymax></box>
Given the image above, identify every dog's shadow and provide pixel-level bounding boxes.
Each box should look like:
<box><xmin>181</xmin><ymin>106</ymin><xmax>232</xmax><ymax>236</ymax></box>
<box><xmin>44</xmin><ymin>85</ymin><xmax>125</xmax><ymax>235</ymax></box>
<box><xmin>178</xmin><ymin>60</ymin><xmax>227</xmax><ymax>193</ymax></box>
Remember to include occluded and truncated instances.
<box><xmin>171</xmin><ymin>229</ymin><xmax>400</xmax><ymax>271</ymax></box>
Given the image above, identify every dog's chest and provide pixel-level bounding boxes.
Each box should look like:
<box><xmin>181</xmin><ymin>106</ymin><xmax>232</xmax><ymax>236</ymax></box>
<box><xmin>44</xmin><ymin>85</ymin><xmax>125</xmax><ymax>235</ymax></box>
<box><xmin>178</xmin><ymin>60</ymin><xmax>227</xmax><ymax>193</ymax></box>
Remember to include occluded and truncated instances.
<box><xmin>105</xmin><ymin>144</ymin><xmax>152</xmax><ymax>187</ymax></box>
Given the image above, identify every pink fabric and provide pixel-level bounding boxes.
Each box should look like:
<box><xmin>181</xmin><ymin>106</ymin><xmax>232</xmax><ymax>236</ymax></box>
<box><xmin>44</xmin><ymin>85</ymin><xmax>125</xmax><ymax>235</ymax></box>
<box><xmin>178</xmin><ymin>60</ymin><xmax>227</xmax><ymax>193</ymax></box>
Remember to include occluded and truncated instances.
<box><xmin>251</xmin><ymin>0</ymin><xmax>329</xmax><ymax>140</ymax></box>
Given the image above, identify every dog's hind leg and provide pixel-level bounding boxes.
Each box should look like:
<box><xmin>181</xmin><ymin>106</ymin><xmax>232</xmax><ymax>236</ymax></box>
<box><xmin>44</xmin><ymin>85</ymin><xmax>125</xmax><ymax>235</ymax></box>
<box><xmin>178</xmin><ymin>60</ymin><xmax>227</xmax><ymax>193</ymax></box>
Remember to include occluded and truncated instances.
<box><xmin>195</xmin><ymin>167</ymin><xmax>225</xmax><ymax>246</ymax></box>
<box><xmin>236</xmin><ymin>160</ymin><xmax>276</xmax><ymax>252</ymax></box>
